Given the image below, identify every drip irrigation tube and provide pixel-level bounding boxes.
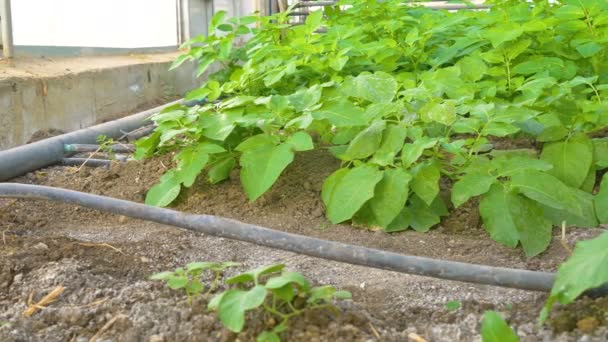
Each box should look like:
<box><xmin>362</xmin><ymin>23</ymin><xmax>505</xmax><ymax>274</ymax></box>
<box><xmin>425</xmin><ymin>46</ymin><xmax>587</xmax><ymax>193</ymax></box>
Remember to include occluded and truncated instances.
<box><xmin>64</xmin><ymin>144</ymin><xmax>135</xmax><ymax>154</ymax></box>
<box><xmin>61</xmin><ymin>158</ymin><xmax>119</xmax><ymax>168</ymax></box>
<box><xmin>0</xmin><ymin>99</ymin><xmax>183</xmax><ymax>182</ymax></box>
<box><xmin>2</xmin><ymin>183</ymin><xmax>606</xmax><ymax>296</ymax></box>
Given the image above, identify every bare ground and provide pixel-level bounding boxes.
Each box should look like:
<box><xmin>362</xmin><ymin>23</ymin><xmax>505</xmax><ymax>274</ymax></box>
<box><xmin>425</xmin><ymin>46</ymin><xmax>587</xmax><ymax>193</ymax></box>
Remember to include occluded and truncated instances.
<box><xmin>1</xmin><ymin>149</ymin><xmax>607</xmax><ymax>341</ymax></box>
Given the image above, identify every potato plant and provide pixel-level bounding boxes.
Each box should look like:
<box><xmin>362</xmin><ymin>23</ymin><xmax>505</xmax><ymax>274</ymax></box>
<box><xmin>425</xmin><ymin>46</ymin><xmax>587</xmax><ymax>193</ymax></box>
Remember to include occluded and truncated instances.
<box><xmin>151</xmin><ymin>263</ymin><xmax>351</xmax><ymax>341</ymax></box>
<box><xmin>135</xmin><ymin>0</ymin><xmax>608</xmax><ymax>258</ymax></box>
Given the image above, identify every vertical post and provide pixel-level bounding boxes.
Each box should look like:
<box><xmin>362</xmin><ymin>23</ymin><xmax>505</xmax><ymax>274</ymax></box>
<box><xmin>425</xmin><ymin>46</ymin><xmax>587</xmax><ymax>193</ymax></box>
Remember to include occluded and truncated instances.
<box><xmin>1</xmin><ymin>0</ymin><xmax>14</xmax><ymax>59</ymax></box>
<box><xmin>270</xmin><ymin>0</ymin><xmax>278</xmax><ymax>15</ymax></box>
<box><xmin>179</xmin><ymin>0</ymin><xmax>191</xmax><ymax>43</ymax></box>
<box><xmin>204</xmin><ymin>0</ymin><xmax>213</xmax><ymax>37</ymax></box>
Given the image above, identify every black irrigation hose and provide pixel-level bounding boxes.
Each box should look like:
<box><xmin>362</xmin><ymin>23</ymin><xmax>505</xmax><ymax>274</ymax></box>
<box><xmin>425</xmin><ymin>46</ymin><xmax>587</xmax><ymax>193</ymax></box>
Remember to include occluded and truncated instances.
<box><xmin>4</xmin><ymin>183</ymin><xmax>606</xmax><ymax>296</ymax></box>
<box><xmin>0</xmin><ymin>99</ymin><xmax>184</xmax><ymax>182</ymax></box>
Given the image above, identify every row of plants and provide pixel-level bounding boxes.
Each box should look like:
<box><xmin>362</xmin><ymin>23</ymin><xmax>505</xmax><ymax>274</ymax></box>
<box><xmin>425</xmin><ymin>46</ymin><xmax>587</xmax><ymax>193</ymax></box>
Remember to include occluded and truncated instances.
<box><xmin>137</xmin><ymin>0</ymin><xmax>608</xmax><ymax>335</ymax></box>
<box><xmin>136</xmin><ymin>0</ymin><xmax>608</xmax><ymax>256</ymax></box>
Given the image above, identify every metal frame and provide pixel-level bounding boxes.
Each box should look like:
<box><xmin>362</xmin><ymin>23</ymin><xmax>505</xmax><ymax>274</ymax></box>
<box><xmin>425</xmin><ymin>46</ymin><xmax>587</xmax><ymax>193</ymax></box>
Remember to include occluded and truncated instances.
<box><xmin>178</xmin><ymin>0</ymin><xmax>215</xmax><ymax>44</ymax></box>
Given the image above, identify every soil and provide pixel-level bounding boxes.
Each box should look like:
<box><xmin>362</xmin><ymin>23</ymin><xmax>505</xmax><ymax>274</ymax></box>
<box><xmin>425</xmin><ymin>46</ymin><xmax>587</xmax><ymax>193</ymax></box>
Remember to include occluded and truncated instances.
<box><xmin>1</xmin><ymin>149</ymin><xmax>607</xmax><ymax>341</ymax></box>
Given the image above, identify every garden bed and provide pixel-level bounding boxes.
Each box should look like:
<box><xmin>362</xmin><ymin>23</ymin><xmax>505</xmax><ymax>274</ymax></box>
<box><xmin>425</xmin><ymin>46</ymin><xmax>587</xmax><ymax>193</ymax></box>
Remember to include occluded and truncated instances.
<box><xmin>1</xmin><ymin>149</ymin><xmax>607</xmax><ymax>341</ymax></box>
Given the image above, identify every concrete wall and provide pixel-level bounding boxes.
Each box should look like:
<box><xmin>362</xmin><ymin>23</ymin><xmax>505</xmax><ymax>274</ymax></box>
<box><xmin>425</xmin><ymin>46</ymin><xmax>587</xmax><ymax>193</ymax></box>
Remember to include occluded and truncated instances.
<box><xmin>0</xmin><ymin>54</ymin><xmax>201</xmax><ymax>150</ymax></box>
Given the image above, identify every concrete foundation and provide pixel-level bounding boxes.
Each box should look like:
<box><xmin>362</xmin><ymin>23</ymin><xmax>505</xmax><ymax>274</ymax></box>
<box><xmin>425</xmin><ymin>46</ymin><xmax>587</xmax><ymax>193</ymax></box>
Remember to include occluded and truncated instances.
<box><xmin>0</xmin><ymin>52</ymin><xmax>200</xmax><ymax>150</ymax></box>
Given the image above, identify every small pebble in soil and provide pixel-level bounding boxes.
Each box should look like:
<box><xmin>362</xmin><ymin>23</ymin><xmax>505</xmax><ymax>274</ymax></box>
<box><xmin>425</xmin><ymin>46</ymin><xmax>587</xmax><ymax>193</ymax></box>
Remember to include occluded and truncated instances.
<box><xmin>32</xmin><ymin>242</ymin><xmax>49</xmax><ymax>250</ymax></box>
<box><xmin>577</xmin><ymin>317</ymin><xmax>600</xmax><ymax>334</ymax></box>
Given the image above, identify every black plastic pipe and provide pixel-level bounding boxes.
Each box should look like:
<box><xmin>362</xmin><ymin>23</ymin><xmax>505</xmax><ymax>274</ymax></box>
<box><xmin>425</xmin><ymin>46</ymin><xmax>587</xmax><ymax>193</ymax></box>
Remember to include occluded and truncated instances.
<box><xmin>0</xmin><ymin>99</ymin><xmax>183</xmax><ymax>182</ymax></box>
<box><xmin>3</xmin><ymin>182</ymin><xmax>603</xmax><ymax>295</ymax></box>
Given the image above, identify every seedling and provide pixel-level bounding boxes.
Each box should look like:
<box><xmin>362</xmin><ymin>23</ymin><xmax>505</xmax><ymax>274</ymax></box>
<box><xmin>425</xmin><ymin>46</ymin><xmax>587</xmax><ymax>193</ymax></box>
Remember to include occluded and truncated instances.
<box><xmin>208</xmin><ymin>264</ymin><xmax>351</xmax><ymax>341</ymax></box>
<box><xmin>96</xmin><ymin>134</ymin><xmax>126</xmax><ymax>160</ymax></box>
<box><xmin>150</xmin><ymin>261</ymin><xmax>240</xmax><ymax>303</ymax></box>
<box><xmin>444</xmin><ymin>300</ymin><xmax>461</xmax><ymax>311</ymax></box>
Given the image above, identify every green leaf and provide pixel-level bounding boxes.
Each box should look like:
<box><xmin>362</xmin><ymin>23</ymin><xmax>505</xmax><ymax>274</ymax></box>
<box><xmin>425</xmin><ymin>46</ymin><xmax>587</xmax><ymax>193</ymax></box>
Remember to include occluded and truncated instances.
<box><xmin>401</xmin><ymin>138</ymin><xmax>438</xmax><ymax>168</ymax></box>
<box><xmin>257</xmin><ymin>331</ymin><xmax>280</xmax><ymax>342</ymax></box>
<box><xmin>329</xmin><ymin>55</ymin><xmax>349</xmax><ymax>71</ymax></box>
<box><xmin>481</xmin><ymin>122</ymin><xmax>520</xmax><ymax>137</ymax></box>
<box><xmin>481</xmin><ymin>311</ymin><xmax>519</xmax><ymax>342</ymax></box>
<box><xmin>537</xmin><ymin>126</ymin><xmax>569</xmax><ymax>142</ymax></box>
<box><xmin>188</xmin><ymin>279</ymin><xmax>204</xmax><ymax>295</ymax></box>
<box><xmin>479</xmin><ymin>185</ymin><xmax>520</xmax><ymax>248</ymax></box>
<box><xmin>482</xmin><ymin>23</ymin><xmax>523</xmax><ymax>48</ymax></box>
<box><xmin>540</xmin><ymin>134</ymin><xmax>593</xmax><ymax>188</ymax></box>
<box><xmin>457</xmin><ymin>56</ymin><xmax>487</xmax><ymax>82</ymax></box>
<box><xmin>508</xmin><ymin>190</ymin><xmax>553</xmax><ymax>257</ymax></box>
<box><xmin>595</xmin><ymin>173</ymin><xmax>608</xmax><ymax>224</ymax></box>
<box><xmin>226</xmin><ymin>264</ymin><xmax>285</xmax><ymax>285</ymax></box>
<box><xmin>265</xmin><ymin>271</ymin><xmax>310</xmax><ymax>292</ymax></box>
<box><xmin>208</xmin><ymin>291</ymin><xmax>227</xmax><ymax>310</ymax></box>
<box><xmin>542</xmin><ymin>232</ymin><xmax>608</xmax><ymax>323</ymax></box>
<box><xmin>352</xmin><ymin>71</ymin><xmax>398</xmax><ymax>103</ymax></box>
<box><xmin>175</xmin><ymin>147</ymin><xmax>212</xmax><ymax>187</ymax></box>
<box><xmin>145</xmin><ymin>172</ymin><xmax>181</xmax><ymax>207</ymax></box>
<box><xmin>199</xmin><ymin>112</ymin><xmax>241</xmax><ymax>141</ymax></box>
<box><xmin>285</xmin><ymin>132</ymin><xmax>314</xmax><ymax>151</ymax></box>
<box><xmin>491</xmin><ymin>155</ymin><xmax>553</xmax><ymax>177</ymax></box>
<box><xmin>593</xmin><ymin>138</ymin><xmax>608</xmax><ymax>169</ymax></box>
<box><xmin>511</xmin><ymin>170</ymin><xmax>591</xmax><ymax>219</ymax></box>
<box><xmin>325</xmin><ymin>165</ymin><xmax>384</xmax><ymax>224</ymax></box>
<box><xmin>240</xmin><ymin>144</ymin><xmax>294</xmax><ymax>201</ymax></box>
<box><xmin>195</xmin><ymin>55</ymin><xmax>216</xmax><ymax>77</ymax></box>
<box><xmin>344</xmin><ymin>120</ymin><xmax>386</xmax><ymax>160</ymax></box>
<box><xmin>366</xmin><ymin>168</ymin><xmax>412</xmax><ymax>228</ymax></box>
<box><xmin>407</xmin><ymin>195</ymin><xmax>445</xmax><ymax>232</ymax></box>
<box><xmin>504</xmin><ymin>39</ymin><xmax>531</xmax><ymax>60</ymax></box>
<box><xmin>580</xmin><ymin>166</ymin><xmax>596</xmax><ymax>193</ymax></box>
<box><xmin>236</xmin><ymin>134</ymin><xmax>279</xmax><ymax>152</ymax></box>
<box><xmin>322</xmin><ymin>168</ymin><xmax>349</xmax><ymax>206</ymax></box>
<box><xmin>167</xmin><ymin>276</ymin><xmax>188</xmax><ymax>290</ymax></box>
<box><xmin>149</xmin><ymin>271</ymin><xmax>174</xmax><ymax>280</ymax></box>
<box><xmin>385</xmin><ymin>207</ymin><xmax>411</xmax><ymax>233</ymax></box>
<box><xmin>311</xmin><ymin>99</ymin><xmax>367</xmax><ymax>127</ymax></box>
<box><xmin>287</xmin><ymin>86</ymin><xmax>322</xmax><ymax>112</ymax></box>
<box><xmin>541</xmin><ymin>186</ymin><xmax>598</xmax><ymax>228</ymax></box>
<box><xmin>332</xmin><ymin>127</ymin><xmax>364</xmax><ymax>145</ymax></box>
<box><xmin>209</xmin><ymin>10</ymin><xmax>228</xmax><ymax>33</ymax></box>
<box><xmin>217</xmin><ymin>24</ymin><xmax>233</xmax><ymax>32</ymax></box>
<box><xmin>208</xmin><ymin>157</ymin><xmax>236</xmax><ymax>184</ymax></box>
<box><xmin>371</xmin><ymin>124</ymin><xmax>408</xmax><ymax>166</ymax></box>
<box><xmin>307</xmin><ymin>285</ymin><xmax>338</xmax><ymax>304</ymax></box>
<box><xmin>133</xmin><ymin>131</ymin><xmax>161</xmax><ymax>160</ymax></box>
<box><xmin>513</xmin><ymin>57</ymin><xmax>564</xmax><ymax>75</ymax></box>
<box><xmin>170</xmin><ymin>54</ymin><xmax>192</xmax><ymax>70</ymax></box>
<box><xmin>575</xmin><ymin>42</ymin><xmax>602</xmax><ymax>58</ymax></box>
<box><xmin>263</xmin><ymin>69</ymin><xmax>286</xmax><ymax>87</ymax></box>
<box><xmin>411</xmin><ymin>162</ymin><xmax>440</xmax><ymax>206</ymax></box>
<box><xmin>419</xmin><ymin>101</ymin><xmax>457</xmax><ymax>126</ymax></box>
<box><xmin>554</xmin><ymin>5</ymin><xmax>585</xmax><ymax>20</ymax></box>
<box><xmin>451</xmin><ymin>171</ymin><xmax>496</xmax><ymax>208</ymax></box>
<box><xmin>217</xmin><ymin>286</ymin><xmax>267</xmax><ymax>332</ymax></box>
<box><xmin>480</xmin><ymin>184</ymin><xmax>552</xmax><ymax>256</ymax></box>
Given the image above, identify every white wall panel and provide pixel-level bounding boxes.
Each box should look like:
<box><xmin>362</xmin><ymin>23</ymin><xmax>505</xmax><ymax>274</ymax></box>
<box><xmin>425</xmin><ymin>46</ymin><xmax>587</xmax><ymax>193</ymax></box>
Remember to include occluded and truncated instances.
<box><xmin>12</xmin><ymin>0</ymin><xmax>178</xmax><ymax>48</ymax></box>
